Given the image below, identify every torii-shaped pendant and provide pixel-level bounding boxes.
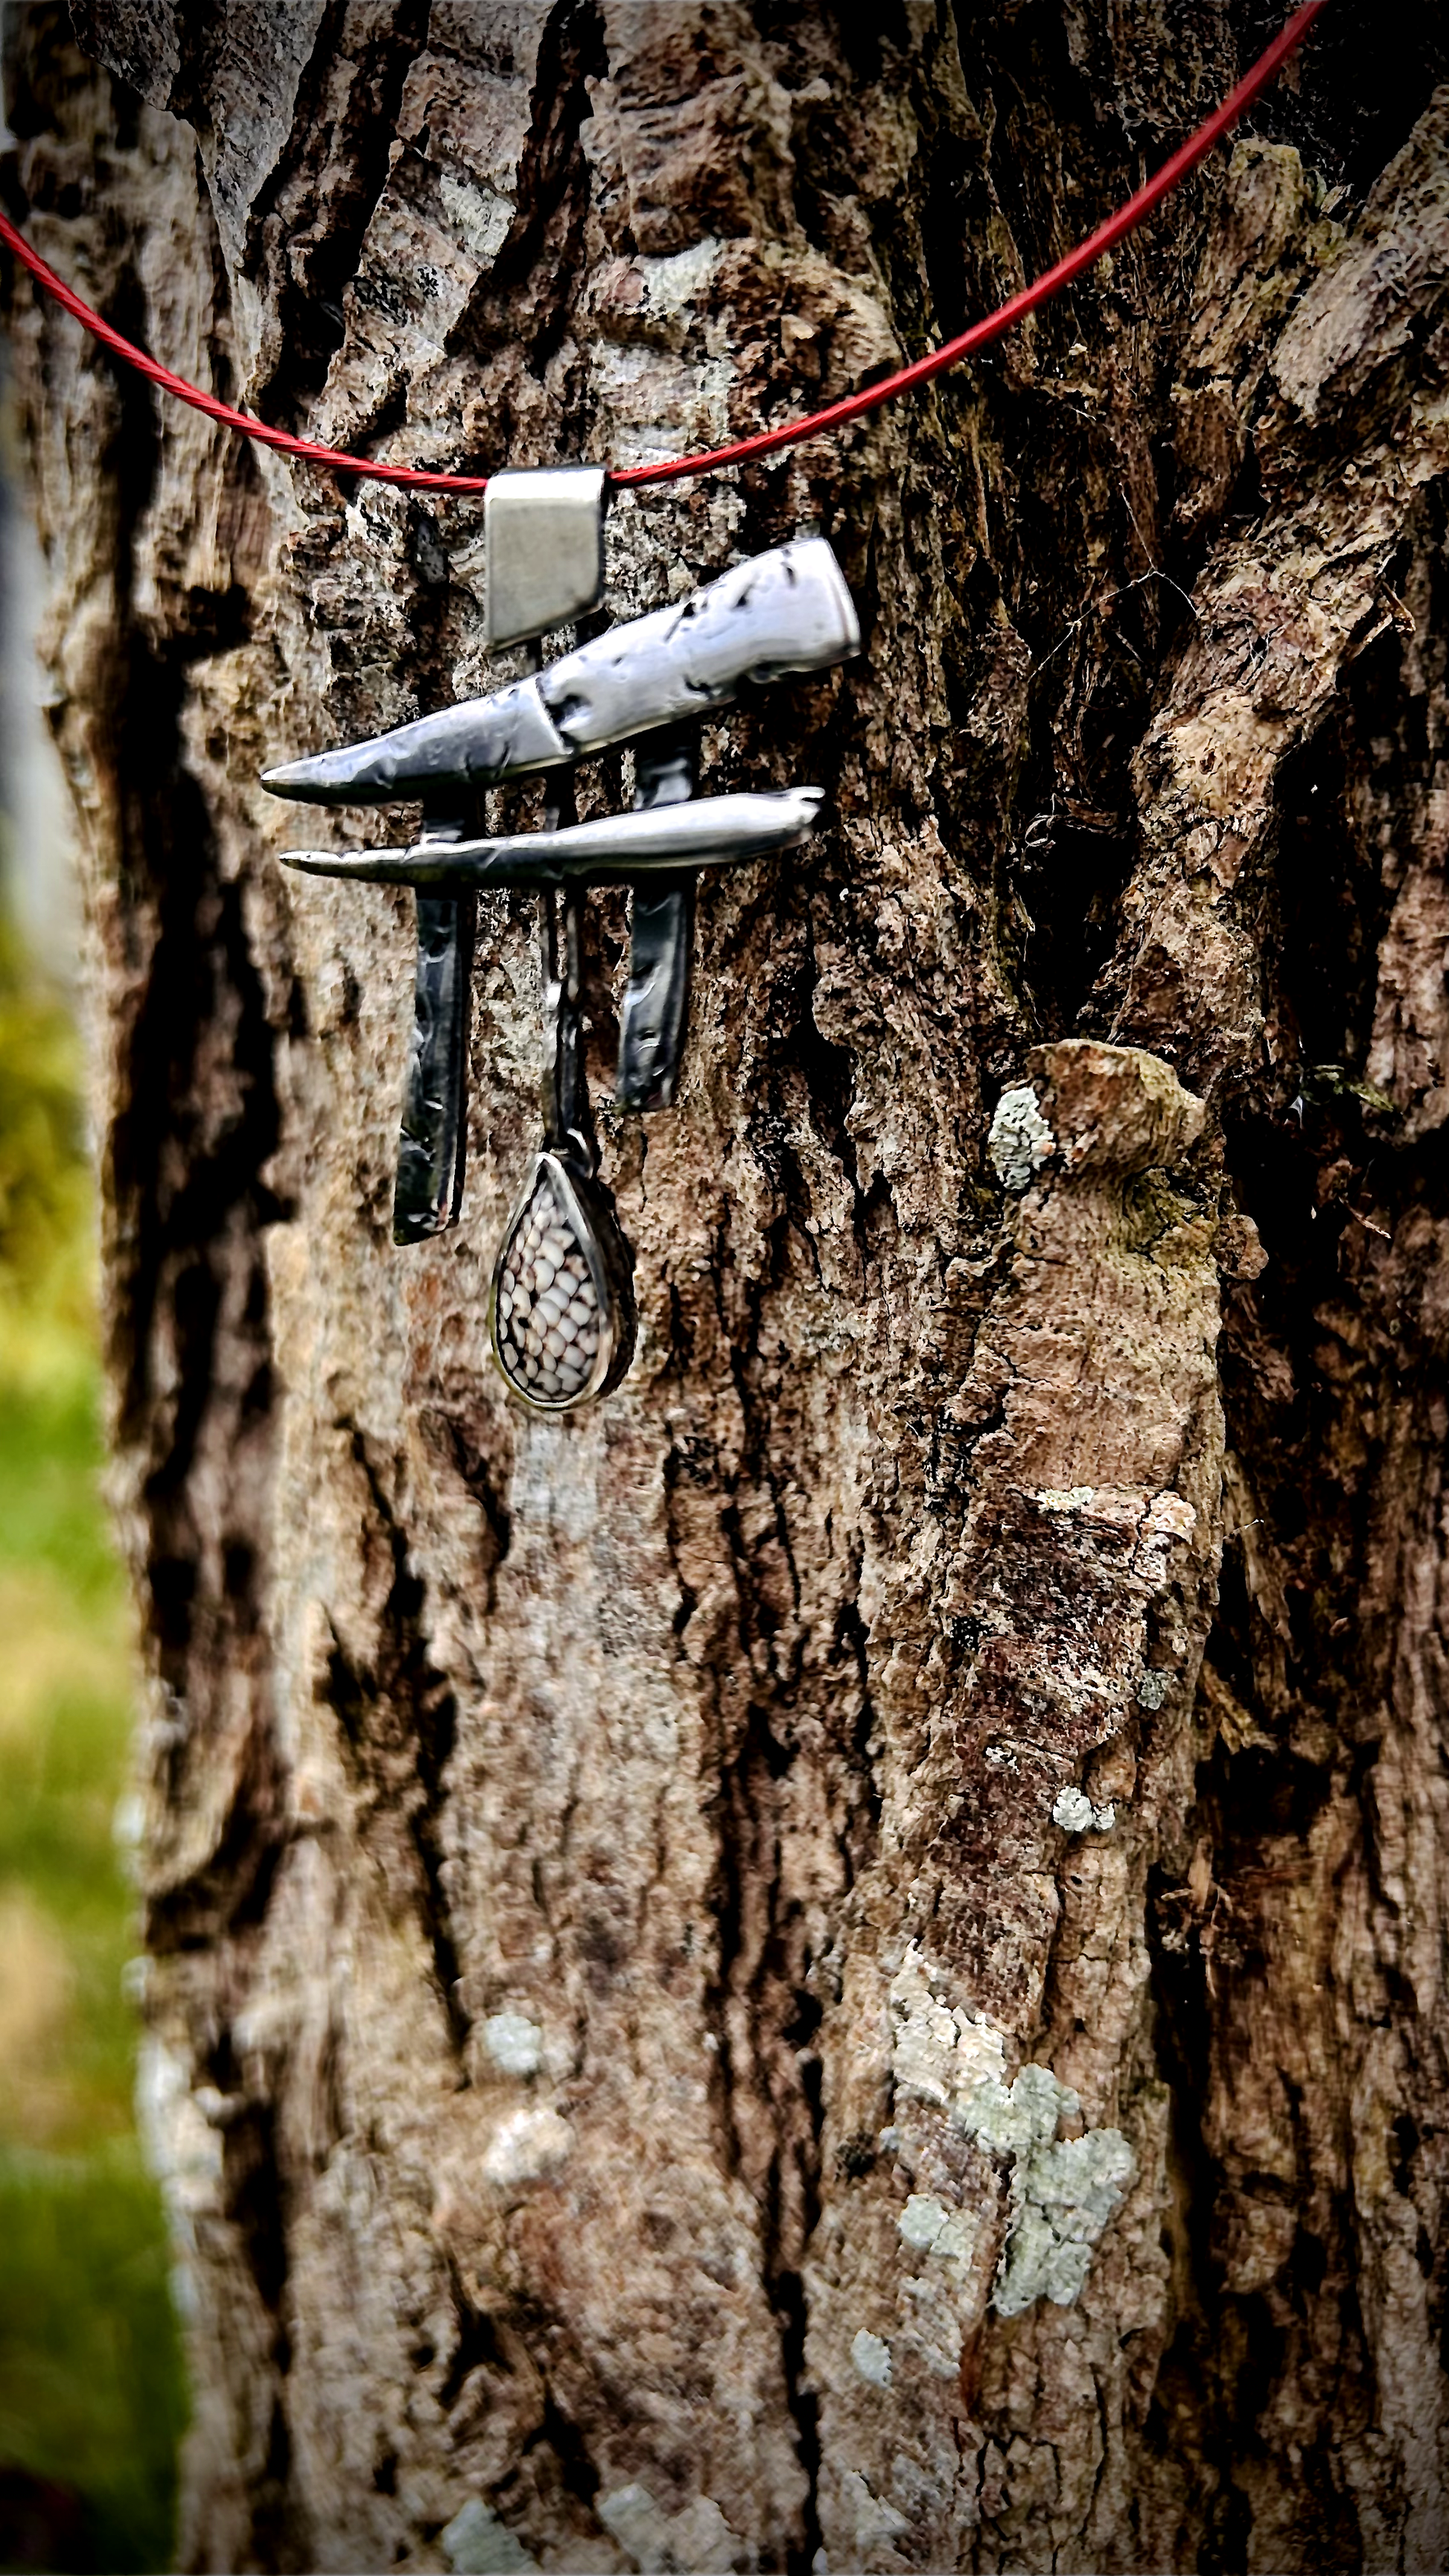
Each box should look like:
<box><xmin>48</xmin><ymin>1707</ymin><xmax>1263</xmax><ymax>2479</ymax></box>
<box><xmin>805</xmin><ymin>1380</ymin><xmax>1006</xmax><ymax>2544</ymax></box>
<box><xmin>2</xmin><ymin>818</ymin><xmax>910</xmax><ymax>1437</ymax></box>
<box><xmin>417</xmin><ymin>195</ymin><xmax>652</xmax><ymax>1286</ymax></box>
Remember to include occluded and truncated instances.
<box><xmin>263</xmin><ymin>471</ymin><xmax>859</xmax><ymax>1411</ymax></box>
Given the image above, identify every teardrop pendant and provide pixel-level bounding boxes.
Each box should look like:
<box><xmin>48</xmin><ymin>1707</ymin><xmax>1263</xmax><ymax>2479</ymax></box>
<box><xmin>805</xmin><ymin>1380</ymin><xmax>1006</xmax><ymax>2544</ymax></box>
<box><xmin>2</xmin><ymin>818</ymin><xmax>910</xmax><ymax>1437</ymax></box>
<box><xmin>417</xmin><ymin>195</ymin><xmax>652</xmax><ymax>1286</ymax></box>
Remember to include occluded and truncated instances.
<box><xmin>488</xmin><ymin>1151</ymin><xmax>635</xmax><ymax>1413</ymax></box>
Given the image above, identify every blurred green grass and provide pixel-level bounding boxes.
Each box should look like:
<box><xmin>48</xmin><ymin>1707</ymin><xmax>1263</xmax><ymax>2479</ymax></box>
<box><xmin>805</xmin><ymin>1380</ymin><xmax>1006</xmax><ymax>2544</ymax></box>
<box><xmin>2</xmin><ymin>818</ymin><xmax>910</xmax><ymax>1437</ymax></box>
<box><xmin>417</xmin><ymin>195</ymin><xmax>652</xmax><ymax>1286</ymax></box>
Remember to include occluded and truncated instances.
<box><xmin>0</xmin><ymin>907</ymin><xmax>186</xmax><ymax>2573</ymax></box>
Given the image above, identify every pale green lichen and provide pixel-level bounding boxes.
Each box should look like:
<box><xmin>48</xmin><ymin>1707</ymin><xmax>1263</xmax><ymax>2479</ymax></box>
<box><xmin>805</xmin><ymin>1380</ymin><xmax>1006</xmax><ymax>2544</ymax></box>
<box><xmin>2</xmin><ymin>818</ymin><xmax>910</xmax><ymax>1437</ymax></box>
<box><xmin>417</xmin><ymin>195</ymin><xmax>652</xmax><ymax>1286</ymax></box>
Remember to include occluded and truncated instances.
<box><xmin>987</xmin><ymin>1084</ymin><xmax>1055</xmax><ymax>1192</ymax></box>
<box><xmin>482</xmin><ymin>2010</ymin><xmax>544</xmax><ymax>2076</ymax></box>
<box><xmin>897</xmin><ymin>2193</ymin><xmax>977</xmax><ymax>2265</ymax></box>
<box><xmin>1052</xmin><ymin>1786</ymin><xmax>1095</xmax><ymax>1832</ymax></box>
<box><xmin>480</xmin><ymin>2105</ymin><xmax>572</xmax><ymax>2188</ymax></box>
<box><xmin>898</xmin><ymin>2191</ymin><xmax>949</xmax><ymax>2251</ymax></box>
<box><xmin>898</xmin><ymin>2266</ymin><xmax>964</xmax><ymax>2379</ymax></box>
<box><xmin>1052</xmin><ymin>1785</ymin><xmax>1116</xmax><ymax>1833</ymax></box>
<box><xmin>596</xmin><ymin>2484</ymin><xmax>740</xmax><ymax>2573</ymax></box>
<box><xmin>841</xmin><ymin>2469</ymin><xmax>911</xmax><ymax>2555</ymax></box>
<box><xmin>956</xmin><ymin>2065</ymin><xmax>1136</xmax><ymax>2316</ymax></box>
<box><xmin>992</xmin><ymin>2127</ymin><xmax>1137</xmax><ymax>2315</ymax></box>
<box><xmin>441</xmin><ymin>2498</ymin><xmax>537</xmax><ymax>2575</ymax></box>
<box><xmin>959</xmin><ymin>2062</ymin><xmax>1066</xmax><ymax>2160</ymax></box>
<box><xmin>850</xmin><ymin>2326</ymin><xmax>893</xmax><ymax>2386</ymax></box>
<box><xmin>888</xmin><ymin>1942</ymin><xmax>1007</xmax><ymax>2113</ymax></box>
<box><xmin>886</xmin><ymin>1952</ymin><xmax>1133</xmax><ymax>2319</ymax></box>
<box><xmin>894</xmin><ymin>2203</ymin><xmax>973</xmax><ymax>2381</ymax></box>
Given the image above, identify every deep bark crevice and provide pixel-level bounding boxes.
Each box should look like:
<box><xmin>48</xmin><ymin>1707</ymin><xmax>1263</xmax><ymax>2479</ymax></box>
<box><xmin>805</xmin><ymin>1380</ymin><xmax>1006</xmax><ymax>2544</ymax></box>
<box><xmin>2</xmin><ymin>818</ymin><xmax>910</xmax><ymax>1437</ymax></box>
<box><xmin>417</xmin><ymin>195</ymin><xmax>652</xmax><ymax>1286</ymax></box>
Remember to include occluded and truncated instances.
<box><xmin>243</xmin><ymin>0</ymin><xmax>435</xmax><ymax>430</ymax></box>
<box><xmin>446</xmin><ymin>0</ymin><xmax>605</xmax><ymax>402</ymax></box>
<box><xmin>704</xmin><ymin>1689</ymin><xmax>827</xmax><ymax>2570</ymax></box>
<box><xmin>326</xmin><ymin>1424</ymin><xmax>472</xmax><ymax>2061</ymax></box>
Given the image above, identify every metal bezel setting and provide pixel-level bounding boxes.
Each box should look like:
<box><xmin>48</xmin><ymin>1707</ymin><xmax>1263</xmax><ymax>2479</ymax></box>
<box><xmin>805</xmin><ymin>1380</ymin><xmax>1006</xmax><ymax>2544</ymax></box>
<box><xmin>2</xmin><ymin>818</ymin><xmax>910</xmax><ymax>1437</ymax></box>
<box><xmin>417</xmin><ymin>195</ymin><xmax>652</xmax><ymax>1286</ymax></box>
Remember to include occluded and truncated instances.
<box><xmin>487</xmin><ymin>1151</ymin><xmax>637</xmax><ymax>1416</ymax></box>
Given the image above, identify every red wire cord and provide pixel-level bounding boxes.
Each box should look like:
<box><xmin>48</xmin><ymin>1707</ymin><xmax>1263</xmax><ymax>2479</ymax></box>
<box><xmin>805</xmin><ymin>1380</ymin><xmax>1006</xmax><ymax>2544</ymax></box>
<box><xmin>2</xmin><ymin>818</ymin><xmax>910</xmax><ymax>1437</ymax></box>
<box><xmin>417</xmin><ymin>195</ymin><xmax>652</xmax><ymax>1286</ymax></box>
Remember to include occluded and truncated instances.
<box><xmin>0</xmin><ymin>1</ymin><xmax>1326</xmax><ymax>499</ymax></box>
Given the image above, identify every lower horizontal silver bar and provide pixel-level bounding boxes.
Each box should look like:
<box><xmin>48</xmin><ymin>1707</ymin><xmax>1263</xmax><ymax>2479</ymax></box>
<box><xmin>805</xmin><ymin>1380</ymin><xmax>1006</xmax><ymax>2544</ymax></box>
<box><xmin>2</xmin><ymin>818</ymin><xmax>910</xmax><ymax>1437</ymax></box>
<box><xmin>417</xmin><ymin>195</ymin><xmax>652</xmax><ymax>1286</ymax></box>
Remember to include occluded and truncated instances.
<box><xmin>281</xmin><ymin>788</ymin><xmax>827</xmax><ymax>887</ymax></box>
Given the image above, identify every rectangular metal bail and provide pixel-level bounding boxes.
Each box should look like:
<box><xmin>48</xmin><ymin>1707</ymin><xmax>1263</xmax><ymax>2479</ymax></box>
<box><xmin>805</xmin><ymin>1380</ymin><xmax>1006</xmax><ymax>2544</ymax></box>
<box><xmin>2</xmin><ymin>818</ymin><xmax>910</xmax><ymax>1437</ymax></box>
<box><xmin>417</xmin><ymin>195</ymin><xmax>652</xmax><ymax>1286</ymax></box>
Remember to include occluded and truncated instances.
<box><xmin>484</xmin><ymin>465</ymin><xmax>607</xmax><ymax>648</ymax></box>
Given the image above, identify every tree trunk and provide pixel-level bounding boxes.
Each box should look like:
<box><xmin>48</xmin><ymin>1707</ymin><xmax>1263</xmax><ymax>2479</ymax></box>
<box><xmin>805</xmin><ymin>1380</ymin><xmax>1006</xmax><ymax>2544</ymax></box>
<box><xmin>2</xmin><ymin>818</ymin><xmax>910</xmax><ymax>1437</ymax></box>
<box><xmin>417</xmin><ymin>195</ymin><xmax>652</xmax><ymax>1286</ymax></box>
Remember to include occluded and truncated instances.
<box><xmin>7</xmin><ymin>3</ymin><xmax>1449</xmax><ymax>2566</ymax></box>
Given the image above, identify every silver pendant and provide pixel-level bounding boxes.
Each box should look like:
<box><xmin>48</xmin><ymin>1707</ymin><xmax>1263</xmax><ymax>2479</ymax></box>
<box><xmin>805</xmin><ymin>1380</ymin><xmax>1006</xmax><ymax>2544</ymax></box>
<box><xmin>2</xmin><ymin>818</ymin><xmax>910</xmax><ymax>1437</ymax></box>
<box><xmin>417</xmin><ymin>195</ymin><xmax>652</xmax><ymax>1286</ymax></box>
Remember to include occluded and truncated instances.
<box><xmin>491</xmin><ymin>1151</ymin><xmax>631</xmax><ymax>1410</ymax></box>
<box><xmin>489</xmin><ymin>855</ymin><xmax>637</xmax><ymax>1414</ymax></box>
<box><xmin>263</xmin><ymin>472</ymin><xmax>859</xmax><ymax>1409</ymax></box>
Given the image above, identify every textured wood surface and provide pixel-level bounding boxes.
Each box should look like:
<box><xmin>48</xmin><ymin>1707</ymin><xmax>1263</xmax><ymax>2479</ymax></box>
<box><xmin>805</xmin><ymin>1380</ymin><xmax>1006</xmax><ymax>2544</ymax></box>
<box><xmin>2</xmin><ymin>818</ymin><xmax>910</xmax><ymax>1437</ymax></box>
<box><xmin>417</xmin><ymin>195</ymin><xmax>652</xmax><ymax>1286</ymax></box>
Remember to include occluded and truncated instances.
<box><xmin>6</xmin><ymin>3</ymin><xmax>1449</xmax><ymax>2566</ymax></box>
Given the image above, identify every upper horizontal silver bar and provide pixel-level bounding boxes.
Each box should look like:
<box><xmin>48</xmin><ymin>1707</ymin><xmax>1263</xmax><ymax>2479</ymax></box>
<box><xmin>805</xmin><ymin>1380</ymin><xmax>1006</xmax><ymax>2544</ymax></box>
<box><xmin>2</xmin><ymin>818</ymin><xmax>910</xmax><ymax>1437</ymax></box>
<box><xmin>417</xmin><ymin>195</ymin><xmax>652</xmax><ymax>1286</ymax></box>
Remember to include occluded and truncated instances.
<box><xmin>261</xmin><ymin>538</ymin><xmax>859</xmax><ymax>807</ymax></box>
<box><xmin>280</xmin><ymin>788</ymin><xmax>827</xmax><ymax>887</ymax></box>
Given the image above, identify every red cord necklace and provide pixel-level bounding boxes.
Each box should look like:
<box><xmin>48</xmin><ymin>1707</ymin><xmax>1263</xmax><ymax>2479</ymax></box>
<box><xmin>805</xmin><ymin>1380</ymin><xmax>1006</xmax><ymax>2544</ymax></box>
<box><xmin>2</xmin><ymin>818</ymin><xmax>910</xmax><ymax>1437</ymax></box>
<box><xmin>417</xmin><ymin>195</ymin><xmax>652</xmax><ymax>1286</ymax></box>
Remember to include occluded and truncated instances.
<box><xmin>0</xmin><ymin>3</ymin><xmax>1326</xmax><ymax>500</ymax></box>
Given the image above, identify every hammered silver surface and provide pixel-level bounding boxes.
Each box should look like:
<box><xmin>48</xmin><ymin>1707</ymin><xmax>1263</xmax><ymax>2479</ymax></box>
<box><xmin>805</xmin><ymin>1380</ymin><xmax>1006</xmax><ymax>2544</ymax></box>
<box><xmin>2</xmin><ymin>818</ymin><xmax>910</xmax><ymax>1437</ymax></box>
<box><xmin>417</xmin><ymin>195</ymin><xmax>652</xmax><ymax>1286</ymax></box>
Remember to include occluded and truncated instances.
<box><xmin>279</xmin><ymin>788</ymin><xmax>825</xmax><ymax>887</ymax></box>
<box><xmin>263</xmin><ymin>538</ymin><xmax>859</xmax><ymax>808</ymax></box>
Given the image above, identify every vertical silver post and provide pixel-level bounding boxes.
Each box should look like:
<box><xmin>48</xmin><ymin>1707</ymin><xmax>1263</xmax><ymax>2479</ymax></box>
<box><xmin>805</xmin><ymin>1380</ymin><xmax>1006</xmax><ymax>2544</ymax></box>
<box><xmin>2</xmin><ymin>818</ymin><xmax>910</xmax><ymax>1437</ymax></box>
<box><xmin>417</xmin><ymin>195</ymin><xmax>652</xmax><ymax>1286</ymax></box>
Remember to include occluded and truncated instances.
<box><xmin>392</xmin><ymin>812</ymin><xmax>477</xmax><ymax>1244</ymax></box>
<box><xmin>617</xmin><ymin>726</ymin><xmax>700</xmax><ymax>1112</ymax></box>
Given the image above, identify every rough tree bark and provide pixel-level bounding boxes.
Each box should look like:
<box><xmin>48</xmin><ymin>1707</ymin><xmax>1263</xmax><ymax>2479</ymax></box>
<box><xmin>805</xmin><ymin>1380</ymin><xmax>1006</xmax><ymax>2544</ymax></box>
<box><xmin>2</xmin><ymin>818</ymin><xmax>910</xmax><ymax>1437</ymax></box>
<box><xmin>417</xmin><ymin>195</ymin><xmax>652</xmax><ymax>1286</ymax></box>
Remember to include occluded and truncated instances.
<box><xmin>5</xmin><ymin>3</ymin><xmax>1449</xmax><ymax>2567</ymax></box>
